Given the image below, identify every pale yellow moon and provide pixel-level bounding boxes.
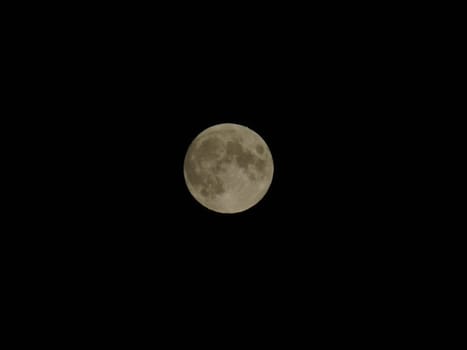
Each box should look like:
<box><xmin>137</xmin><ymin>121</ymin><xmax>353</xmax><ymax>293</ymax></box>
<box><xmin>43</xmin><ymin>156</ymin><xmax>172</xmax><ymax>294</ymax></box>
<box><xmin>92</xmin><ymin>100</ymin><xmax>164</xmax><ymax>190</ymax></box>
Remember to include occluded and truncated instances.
<box><xmin>184</xmin><ymin>123</ymin><xmax>274</xmax><ymax>214</ymax></box>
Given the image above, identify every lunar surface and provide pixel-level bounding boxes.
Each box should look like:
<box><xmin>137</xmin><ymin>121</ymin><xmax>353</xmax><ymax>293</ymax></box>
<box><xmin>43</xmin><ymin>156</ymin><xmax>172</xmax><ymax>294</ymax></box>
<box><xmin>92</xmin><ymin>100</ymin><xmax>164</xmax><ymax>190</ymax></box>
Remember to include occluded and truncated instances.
<box><xmin>184</xmin><ymin>123</ymin><xmax>274</xmax><ymax>213</ymax></box>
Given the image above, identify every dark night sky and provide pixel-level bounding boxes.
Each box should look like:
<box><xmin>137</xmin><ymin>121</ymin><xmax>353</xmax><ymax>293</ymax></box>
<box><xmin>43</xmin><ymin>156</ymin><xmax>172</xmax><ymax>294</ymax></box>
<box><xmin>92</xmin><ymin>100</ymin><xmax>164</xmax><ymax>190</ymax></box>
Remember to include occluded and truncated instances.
<box><xmin>39</xmin><ymin>6</ymin><xmax>410</xmax><ymax>276</ymax></box>
<box><xmin>65</xmin><ymin>44</ymin><xmax>403</xmax><ymax>287</ymax></box>
<box><xmin>23</xmin><ymin>5</ymin><xmax>423</xmax><ymax>337</ymax></box>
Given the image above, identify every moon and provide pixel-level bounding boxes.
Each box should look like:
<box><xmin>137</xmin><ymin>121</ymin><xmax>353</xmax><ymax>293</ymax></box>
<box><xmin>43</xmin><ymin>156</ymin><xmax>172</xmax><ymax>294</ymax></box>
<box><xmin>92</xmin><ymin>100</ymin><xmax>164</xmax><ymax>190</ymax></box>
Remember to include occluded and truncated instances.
<box><xmin>184</xmin><ymin>123</ymin><xmax>274</xmax><ymax>214</ymax></box>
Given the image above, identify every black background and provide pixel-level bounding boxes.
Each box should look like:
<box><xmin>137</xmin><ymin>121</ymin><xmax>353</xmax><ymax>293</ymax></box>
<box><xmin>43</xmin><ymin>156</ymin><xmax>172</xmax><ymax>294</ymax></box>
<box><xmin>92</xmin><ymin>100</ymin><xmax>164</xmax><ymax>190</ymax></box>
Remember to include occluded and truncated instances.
<box><xmin>17</xmin><ymin>3</ymin><xmax>426</xmax><ymax>340</ymax></box>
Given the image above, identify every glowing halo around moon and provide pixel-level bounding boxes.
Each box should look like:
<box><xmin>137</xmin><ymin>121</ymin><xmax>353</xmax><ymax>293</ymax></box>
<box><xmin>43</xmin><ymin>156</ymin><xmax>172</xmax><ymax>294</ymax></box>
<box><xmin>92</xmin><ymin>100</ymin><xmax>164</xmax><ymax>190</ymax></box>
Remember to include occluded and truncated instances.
<box><xmin>183</xmin><ymin>123</ymin><xmax>274</xmax><ymax>214</ymax></box>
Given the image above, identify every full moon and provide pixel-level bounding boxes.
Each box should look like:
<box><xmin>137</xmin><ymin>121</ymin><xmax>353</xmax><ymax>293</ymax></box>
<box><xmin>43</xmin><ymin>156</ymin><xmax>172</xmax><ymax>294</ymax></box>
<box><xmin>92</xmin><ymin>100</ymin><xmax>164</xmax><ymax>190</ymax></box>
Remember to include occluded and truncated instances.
<box><xmin>184</xmin><ymin>123</ymin><xmax>274</xmax><ymax>214</ymax></box>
